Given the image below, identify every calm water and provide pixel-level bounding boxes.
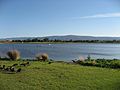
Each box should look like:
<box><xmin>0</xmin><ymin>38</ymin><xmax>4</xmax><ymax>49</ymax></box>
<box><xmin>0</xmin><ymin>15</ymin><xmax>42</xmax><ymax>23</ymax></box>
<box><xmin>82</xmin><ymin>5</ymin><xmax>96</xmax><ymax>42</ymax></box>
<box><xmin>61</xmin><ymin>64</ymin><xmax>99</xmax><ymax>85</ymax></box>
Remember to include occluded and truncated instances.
<box><xmin>0</xmin><ymin>43</ymin><xmax>120</xmax><ymax>61</ymax></box>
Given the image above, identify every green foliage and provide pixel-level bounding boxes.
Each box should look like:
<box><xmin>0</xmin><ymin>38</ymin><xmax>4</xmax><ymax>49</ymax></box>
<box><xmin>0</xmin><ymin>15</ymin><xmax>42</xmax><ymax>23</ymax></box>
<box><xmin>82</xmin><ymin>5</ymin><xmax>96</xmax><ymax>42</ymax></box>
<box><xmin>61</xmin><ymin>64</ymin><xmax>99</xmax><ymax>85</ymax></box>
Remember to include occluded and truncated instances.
<box><xmin>7</xmin><ymin>50</ymin><xmax>20</xmax><ymax>60</ymax></box>
<box><xmin>110</xmin><ymin>60</ymin><xmax>120</xmax><ymax>68</ymax></box>
<box><xmin>0</xmin><ymin>61</ymin><xmax>120</xmax><ymax>90</ymax></box>
<box><xmin>12</xmin><ymin>38</ymin><xmax>120</xmax><ymax>43</ymax></box>
<box><xmin>77</xmin><ymin>59</ymin><xmax>120</xmax><ymax>69</ymax></box>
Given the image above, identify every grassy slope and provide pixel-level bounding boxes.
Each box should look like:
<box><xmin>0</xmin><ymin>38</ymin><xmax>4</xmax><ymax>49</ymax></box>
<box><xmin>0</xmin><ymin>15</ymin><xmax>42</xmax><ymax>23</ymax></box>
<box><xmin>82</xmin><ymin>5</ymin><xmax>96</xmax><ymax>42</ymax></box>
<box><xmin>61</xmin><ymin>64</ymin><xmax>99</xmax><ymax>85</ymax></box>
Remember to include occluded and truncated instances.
<box><xmin>0</xmin><ymin>61</ymin><xmax>120</xmax><ymax>90</ymax></box>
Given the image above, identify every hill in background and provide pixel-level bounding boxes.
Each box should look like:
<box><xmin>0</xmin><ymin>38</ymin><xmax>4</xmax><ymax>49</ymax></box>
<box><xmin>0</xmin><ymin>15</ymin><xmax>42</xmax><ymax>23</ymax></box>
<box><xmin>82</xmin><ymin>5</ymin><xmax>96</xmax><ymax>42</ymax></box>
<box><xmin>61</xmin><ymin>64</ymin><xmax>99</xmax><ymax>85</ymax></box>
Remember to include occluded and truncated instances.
<box><xmin>1</xmin><ymin>35</ymin><xmax>120</xmax><ymax>40</ymax></box>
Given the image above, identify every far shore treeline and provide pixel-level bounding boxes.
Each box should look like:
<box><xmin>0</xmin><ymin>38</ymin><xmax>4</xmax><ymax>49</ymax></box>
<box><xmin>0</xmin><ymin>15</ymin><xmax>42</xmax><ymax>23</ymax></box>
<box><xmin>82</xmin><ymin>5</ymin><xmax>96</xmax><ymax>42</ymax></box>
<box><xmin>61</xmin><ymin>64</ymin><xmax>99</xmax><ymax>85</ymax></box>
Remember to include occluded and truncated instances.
<box><xmin>5</xmin><ymin>37</ymin><xmax>120</xmax><ymax>43</ymax></box>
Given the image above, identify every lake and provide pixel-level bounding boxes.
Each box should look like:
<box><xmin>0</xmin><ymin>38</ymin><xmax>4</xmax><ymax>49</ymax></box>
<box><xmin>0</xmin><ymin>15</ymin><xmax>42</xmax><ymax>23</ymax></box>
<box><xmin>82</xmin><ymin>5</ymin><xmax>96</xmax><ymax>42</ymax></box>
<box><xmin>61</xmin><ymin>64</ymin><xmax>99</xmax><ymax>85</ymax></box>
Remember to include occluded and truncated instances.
<box><xmin>0</xmin><ymin>43</ymin><xmax>120</xmax><ymax>61</ymax></box>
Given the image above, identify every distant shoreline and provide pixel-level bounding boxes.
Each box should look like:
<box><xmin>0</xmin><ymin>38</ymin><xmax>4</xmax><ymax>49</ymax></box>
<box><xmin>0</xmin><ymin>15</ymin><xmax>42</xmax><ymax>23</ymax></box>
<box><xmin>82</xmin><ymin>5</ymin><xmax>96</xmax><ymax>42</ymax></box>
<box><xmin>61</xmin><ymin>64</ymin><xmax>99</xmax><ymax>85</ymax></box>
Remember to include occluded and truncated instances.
<box><xmin>1</xmin><ymin>41</ymin><xmax>120</xmax><ymax>44</ymax></box>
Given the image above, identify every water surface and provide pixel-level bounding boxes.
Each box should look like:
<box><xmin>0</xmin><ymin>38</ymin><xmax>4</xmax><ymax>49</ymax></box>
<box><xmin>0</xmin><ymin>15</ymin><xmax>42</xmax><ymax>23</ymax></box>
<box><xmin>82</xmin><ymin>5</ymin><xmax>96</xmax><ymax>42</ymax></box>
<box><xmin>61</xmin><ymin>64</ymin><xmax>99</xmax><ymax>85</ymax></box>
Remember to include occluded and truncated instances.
<box><xmin>0</xmin><ymin>43</ymin><xmax>120</xmax><ymax>61</ymax></box>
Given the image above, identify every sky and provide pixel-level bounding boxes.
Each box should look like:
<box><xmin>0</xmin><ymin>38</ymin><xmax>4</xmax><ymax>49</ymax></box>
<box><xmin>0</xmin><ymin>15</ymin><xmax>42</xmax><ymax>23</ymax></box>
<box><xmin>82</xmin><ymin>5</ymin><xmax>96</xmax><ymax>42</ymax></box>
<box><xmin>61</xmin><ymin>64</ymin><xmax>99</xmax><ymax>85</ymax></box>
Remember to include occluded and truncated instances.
<box><xmin>0</xmin><ymin>0</ymin><xmax>120</xmax><ymax>38</ymax></box>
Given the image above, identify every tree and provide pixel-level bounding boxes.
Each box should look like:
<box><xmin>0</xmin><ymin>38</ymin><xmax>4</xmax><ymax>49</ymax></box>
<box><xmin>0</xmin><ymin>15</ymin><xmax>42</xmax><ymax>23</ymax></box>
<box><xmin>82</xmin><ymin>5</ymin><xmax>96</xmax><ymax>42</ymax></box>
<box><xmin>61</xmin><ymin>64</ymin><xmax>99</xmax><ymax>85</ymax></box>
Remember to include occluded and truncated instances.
<box><xmin>43</xmin><ymin>38</ymin><xmax>49</xmax><ymax>42</ymax></box>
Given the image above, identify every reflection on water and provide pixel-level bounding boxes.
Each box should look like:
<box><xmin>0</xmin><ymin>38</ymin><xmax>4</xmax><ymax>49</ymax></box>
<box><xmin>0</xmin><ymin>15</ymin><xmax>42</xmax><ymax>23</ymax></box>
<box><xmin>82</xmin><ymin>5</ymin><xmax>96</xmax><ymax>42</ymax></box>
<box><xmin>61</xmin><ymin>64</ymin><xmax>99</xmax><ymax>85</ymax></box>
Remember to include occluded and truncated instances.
<box><xmin>0</xmin><ymin>43</ymin><xmax>120</xmax><ymax>61</ymax></box>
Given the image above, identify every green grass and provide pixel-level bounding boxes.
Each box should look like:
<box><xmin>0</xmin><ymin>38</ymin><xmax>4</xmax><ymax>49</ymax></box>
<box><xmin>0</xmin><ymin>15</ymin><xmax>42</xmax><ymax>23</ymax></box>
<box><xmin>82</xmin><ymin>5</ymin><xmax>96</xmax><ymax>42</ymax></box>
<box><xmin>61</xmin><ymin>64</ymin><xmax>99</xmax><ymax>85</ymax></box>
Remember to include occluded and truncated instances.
<box><xmin>0</xmin><ymin>61</ymin><xmax>120</xmax><ymax>90</ymax></box>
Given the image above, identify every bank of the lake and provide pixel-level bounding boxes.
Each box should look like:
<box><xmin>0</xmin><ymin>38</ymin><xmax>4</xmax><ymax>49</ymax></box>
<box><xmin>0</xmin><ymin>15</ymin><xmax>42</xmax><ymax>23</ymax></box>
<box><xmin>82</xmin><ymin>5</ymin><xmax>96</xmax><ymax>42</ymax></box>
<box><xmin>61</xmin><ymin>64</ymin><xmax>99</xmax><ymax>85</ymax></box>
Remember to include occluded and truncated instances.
<box><xmin>2</xmin><ymin>40</ymin><xmax>120</xmax><ymax>44</ymax></box>
<box><xmin>0</xmin><ymin>60</ymin><xmax>120</xmax><ymax>90</ymax></box>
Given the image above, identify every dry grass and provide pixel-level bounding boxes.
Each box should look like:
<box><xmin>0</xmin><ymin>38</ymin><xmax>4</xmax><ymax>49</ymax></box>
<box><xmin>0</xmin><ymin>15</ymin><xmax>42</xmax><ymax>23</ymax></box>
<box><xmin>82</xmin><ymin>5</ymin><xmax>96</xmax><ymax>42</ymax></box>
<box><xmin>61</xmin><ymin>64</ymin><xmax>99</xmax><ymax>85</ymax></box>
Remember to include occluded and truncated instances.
<box><xmin>7</xmin><ymin>50</ymin><xmax>20</xmax><ymax>60</ymax></box>
<box><xmin>36</xmin><ymin>53</ymin><xmax>49</xmax><ymax>61</ymax></box>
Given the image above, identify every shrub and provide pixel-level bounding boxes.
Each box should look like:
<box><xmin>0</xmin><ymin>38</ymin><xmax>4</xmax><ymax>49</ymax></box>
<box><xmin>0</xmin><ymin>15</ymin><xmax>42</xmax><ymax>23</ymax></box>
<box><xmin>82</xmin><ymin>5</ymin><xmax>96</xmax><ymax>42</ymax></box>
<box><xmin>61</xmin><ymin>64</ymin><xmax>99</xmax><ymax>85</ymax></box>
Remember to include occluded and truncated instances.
<box><xmin>110</xmin><ymin>61</ymin><xmax>120</xmax><ymax>68</ymax></box>
<box><xmin>36</xmin><ymin>53</ymin><xmax>49</xmax><ymax>61</ymax></box>
<box><xmin>76</xmin><ymin>60</ymin><xmax>84</xmax><ymax>64</ymax></box>
<box><xmin>91</xmin><ymin>60</ymin><xmax>96</xmax><ymax>65</ymax></box>
<box><xmin>79</xmin><ymin>56</ymin><xmax>85</xmax><ymax>62</ymax></box>
<box><xmin>7</xmin><ymin>50</ymin><xmax>20</xmax><ymax>60</ymax></box>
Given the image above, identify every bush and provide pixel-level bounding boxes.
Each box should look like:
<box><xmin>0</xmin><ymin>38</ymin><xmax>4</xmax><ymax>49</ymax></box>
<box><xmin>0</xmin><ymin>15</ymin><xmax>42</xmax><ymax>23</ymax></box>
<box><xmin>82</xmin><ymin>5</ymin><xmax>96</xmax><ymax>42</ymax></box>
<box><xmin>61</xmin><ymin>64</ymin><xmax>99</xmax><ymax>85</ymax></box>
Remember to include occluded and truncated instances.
<box><xmin>7</xmin><ymin>50</ymin><xmax>20</xmax><ymax>60</ymax></box>
<box><xmin>110</xmin><ymin>61</ymin><xmax>120</xmax><ymax>68</ymax></box>
<box><xmin>91</xmin><ymin>60</ymin><xmax>96</xmax><ymax>65</ymax></box>
<box><xmin>36</xmin><ymin>53</ymin><xmax>49</xmax><ymax>61</ymax></box>
<box><xmin>78</xmin><ymin>59</ymin><xmax>120</xmax><ymax>69</ymax></box>
<box><xmin>75</xmin><ymin>60</ymin><xmax>84</xmax><ymax>64</ymax></box>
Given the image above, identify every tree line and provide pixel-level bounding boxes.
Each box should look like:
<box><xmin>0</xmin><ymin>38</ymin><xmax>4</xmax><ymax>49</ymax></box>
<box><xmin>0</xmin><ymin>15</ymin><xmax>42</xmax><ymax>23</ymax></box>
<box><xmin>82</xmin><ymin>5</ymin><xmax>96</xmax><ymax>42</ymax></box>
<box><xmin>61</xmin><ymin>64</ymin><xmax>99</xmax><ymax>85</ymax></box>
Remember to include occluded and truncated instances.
<box><xmin>11</xmin><ymin>38</ymin><xmax>120</xmax><ymax>43</ymax></box>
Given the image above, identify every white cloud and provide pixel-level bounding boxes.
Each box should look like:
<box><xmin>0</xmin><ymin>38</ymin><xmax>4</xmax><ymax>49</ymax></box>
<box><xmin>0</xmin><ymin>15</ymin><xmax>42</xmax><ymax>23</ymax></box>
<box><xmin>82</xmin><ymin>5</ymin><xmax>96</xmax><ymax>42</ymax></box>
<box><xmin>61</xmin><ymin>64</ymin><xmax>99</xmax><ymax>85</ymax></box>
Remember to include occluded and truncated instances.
<box><xmin>74</xmin><ymin>13</ymin><xmax>120</xmax><ymax>19</ymax></box>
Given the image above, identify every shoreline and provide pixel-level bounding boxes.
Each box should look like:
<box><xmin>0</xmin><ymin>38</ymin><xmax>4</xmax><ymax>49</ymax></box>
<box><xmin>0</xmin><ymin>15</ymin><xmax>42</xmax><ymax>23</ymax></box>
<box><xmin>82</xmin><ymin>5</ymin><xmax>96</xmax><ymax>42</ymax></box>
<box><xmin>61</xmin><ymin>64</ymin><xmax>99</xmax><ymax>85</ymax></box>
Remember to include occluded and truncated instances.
<box><xmin>0</xmin><ymin>58</ymin><xmax>120</xmax><ymax>69</ymax></box>
<box><xmin>1</xmin><ymin>41</ymin><xmax>120</xmax><ymax>44</ymax></box>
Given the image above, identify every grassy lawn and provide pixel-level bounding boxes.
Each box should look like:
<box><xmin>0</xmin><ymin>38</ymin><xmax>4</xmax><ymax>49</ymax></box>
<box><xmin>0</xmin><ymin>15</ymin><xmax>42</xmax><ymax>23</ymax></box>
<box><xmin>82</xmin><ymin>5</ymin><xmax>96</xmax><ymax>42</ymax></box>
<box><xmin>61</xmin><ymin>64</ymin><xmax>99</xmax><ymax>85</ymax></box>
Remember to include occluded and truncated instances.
<box><xmin>0</xmin><ymin>61</ymin><xmax>120</xmax><ymax>90</ymax></box>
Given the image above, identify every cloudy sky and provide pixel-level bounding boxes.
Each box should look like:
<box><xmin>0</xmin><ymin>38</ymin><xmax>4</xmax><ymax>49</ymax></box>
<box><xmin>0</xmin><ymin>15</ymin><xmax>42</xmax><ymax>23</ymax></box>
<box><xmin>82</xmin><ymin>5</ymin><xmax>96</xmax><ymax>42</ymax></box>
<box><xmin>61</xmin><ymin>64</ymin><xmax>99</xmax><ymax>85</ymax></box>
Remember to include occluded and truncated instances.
<box><xmin>0</xmin><ymin>0</ymin><xmax>120</xmax><ymax>38</ymax></box>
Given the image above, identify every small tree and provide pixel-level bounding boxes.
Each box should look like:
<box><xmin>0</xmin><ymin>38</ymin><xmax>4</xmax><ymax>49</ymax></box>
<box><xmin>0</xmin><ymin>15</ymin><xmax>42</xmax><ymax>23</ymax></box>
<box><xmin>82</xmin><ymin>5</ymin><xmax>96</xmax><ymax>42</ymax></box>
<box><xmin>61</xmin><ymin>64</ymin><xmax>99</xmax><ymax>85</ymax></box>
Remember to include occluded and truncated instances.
<box><xmin>7</xmin><ymin>50</ymin><xmax>20</xmax><ymax>60</ymax></box>
<box><xmin>36</xmin><ymin>53</ymin><xmax>49</xmax><ymax>61</ymax></box>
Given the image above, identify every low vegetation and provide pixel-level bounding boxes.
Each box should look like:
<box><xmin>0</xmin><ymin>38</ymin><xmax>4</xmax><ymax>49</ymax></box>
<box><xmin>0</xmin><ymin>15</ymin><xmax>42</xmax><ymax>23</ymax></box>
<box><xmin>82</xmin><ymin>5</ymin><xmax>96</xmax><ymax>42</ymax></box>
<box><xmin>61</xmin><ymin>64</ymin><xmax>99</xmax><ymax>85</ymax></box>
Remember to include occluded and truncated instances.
<box><xmin>0</xmin><ymin>60</ymin><xmax>120</xmax><ymax>90</ymax></box>
<box><xmin>7</xmin><ymin>50</ymin><xmax>20</xmax><ymax>60</ymax></box>
<box><xmin>73</xmin><ymin>58</ymin><xmax>120</xmax><ymax>69</ymax></box>
<box><xmin>36</xmin><ymin>53</ymin><xmax>49</xmax><ymax>61</ymax></box>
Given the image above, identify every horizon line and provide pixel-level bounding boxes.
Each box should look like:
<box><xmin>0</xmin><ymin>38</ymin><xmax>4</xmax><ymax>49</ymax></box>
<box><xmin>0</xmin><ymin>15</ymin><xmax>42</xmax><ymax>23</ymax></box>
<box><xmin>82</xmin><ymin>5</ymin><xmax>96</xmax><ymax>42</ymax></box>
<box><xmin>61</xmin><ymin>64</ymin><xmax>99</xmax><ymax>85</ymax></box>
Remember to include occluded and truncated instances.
<box><xmin>1</xmin><ymin>35</ymin><xmax>120</xmax><ymax>39</ymax></box>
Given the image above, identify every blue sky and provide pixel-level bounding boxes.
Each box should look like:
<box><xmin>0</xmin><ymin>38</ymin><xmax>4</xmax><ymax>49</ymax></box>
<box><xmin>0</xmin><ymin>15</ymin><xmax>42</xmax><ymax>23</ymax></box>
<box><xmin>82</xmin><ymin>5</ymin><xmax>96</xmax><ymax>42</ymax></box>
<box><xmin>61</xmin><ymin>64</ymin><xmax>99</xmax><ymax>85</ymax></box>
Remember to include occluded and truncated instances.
<box><xmin>0</xmin><ymin>0</ymin><xmax>120</xmax><ymax>38</ymax></box>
